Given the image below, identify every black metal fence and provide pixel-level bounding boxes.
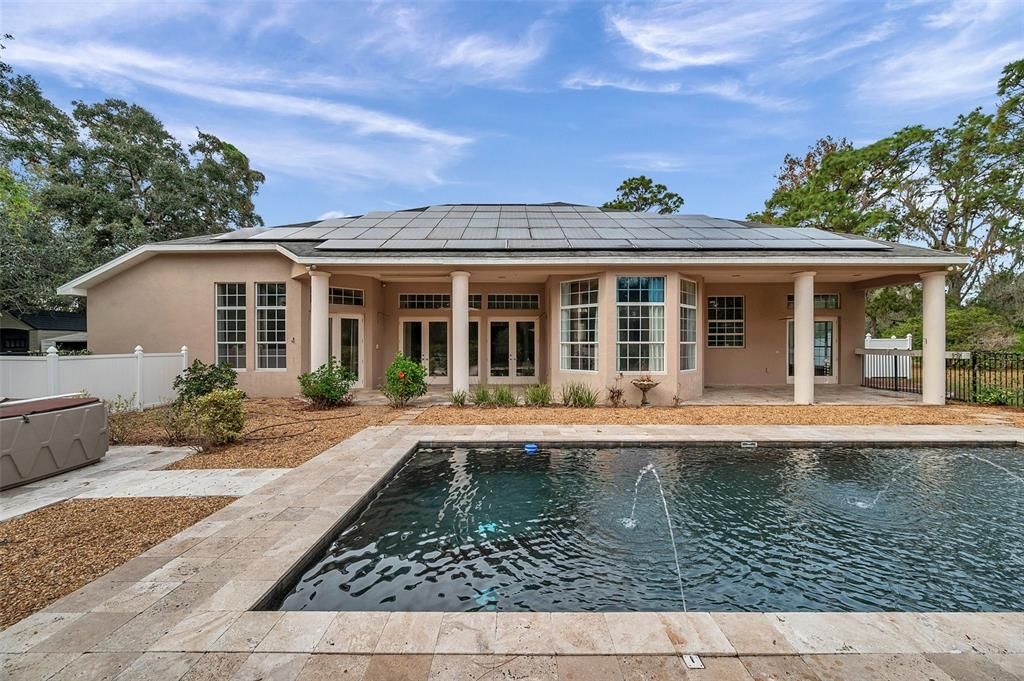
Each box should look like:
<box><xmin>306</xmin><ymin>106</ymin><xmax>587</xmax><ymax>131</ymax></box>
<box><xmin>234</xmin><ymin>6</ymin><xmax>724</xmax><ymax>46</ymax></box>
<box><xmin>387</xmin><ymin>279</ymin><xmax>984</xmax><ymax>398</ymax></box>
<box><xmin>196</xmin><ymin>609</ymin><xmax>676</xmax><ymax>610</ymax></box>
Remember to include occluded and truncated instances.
<box><xmin>860</xmin><ymin>350</ymin><xmax>1024</xmax><ymax>407</ymax></box>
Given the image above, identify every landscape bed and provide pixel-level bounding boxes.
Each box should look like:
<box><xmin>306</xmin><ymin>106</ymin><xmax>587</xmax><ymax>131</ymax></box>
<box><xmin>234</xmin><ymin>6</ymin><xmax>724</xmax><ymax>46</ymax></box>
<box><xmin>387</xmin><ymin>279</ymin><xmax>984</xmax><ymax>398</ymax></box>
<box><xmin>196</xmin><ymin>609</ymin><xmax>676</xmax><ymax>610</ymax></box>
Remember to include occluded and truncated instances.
<box><xmin>268</xmin><ymin>442</ymin><xmax>1024</xmax><ymax>614</ymax></box>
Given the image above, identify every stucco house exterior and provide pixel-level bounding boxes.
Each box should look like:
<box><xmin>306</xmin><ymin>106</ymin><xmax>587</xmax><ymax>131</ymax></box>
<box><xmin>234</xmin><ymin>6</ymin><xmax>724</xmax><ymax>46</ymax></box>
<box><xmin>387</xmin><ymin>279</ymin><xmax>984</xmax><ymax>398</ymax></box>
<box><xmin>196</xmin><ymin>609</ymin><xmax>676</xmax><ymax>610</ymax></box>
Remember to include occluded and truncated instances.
<box><xmin>58</xmin><ymin>203</ymin><xmax>967</xmax><ymax>406</ymax></box>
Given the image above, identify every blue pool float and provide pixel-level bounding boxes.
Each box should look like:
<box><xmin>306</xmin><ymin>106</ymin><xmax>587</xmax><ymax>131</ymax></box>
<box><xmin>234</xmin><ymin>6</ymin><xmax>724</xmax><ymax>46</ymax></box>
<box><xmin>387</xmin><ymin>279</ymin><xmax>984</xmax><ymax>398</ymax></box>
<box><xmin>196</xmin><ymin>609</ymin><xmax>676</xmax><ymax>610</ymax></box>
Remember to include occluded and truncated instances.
<box><xmin>524</xmin><ymin>443</ymin><xmax>539</xmax><ymax>455</ymax></box>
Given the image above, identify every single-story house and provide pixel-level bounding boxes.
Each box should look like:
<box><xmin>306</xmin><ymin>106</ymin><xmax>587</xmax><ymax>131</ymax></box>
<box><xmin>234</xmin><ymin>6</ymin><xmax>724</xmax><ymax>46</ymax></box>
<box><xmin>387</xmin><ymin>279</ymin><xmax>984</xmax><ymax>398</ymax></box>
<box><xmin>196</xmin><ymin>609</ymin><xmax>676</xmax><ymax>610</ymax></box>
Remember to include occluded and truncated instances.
<box><xmin>58</xmin><ymin>203</ymin><xmax>967</xmax><ymax>405</ymax></box>
<box><xmin>0</xmin><ymin>310</ymin><xmax>88</xmax><ymax>354</ymax></box>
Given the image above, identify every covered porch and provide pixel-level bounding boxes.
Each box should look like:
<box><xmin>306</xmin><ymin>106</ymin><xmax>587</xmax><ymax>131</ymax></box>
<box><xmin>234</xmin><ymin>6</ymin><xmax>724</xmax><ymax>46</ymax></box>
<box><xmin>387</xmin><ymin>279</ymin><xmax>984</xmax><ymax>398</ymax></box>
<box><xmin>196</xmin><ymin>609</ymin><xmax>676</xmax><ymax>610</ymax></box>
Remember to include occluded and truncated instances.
<box><xmin>301</xmin><ymin>262</ymin><xmax>950</xmax><ymax>406</ymax></box>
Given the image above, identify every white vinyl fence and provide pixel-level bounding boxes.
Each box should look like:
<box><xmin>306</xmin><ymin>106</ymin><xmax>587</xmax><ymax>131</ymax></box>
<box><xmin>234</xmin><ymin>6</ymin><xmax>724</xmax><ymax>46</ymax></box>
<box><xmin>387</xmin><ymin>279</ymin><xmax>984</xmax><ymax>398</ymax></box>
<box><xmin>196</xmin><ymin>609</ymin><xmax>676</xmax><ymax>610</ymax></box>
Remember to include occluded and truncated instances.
<box><xmin>0</xmin><ymin>346</ymin><xmax>189</xmax><ymax>408</ymax></box>
<box><xmin>862</xmin><ymin>333</ymin><xmax>913</xmax><ymax>379</ymax></box>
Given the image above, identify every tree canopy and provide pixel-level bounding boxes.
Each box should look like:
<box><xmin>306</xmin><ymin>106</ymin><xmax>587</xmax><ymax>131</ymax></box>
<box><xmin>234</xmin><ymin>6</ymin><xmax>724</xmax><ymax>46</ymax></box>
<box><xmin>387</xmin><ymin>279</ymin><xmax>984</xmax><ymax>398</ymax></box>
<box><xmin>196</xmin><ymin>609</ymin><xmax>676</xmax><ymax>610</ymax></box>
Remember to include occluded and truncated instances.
<box><xmin>0</xmin><ymin>49</ymin><xmax>265</xmax><ymax>313</ymax></box>
<box><xmin>748</xmin><ymin>60</ymin><xmax>1024</xmax><ymax>306</ymax></box>
<box><xmin>603</xmin><ymin>176</ymin><xmax>684</xmax><ymax>214</ymax></box>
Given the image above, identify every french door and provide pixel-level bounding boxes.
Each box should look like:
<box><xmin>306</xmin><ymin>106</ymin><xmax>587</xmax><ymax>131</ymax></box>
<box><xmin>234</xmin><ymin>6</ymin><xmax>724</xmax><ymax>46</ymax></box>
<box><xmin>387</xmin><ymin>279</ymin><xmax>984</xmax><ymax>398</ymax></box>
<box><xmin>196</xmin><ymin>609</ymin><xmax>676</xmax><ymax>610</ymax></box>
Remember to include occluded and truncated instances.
<box><xmin>328</xmin><ymin>314</ymin><xmax>363</xmax><ymax>388</ymax></box>
<box><xmin>489</xmin><ymin>319</ymin><xmax>538</xmax><ymax>384</ymax></box>
<box><xmin>786</xmin><ymin>317</ymin><xmax>839</xmax><ymax>384</ymax></box>
<box><xmin>401</xmin><ymin>319</ymin><xmax>449</xmax><ymax>384</ymax></box>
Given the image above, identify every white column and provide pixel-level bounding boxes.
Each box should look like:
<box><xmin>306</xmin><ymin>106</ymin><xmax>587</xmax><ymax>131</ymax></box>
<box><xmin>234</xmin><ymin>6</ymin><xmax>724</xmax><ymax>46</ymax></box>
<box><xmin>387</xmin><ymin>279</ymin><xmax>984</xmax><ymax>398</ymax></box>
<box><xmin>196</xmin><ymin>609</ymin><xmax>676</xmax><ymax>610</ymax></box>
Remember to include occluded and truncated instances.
<box><xmin>46</xmin><ymin>345</ymin><xmax>59</xmax><ymax>396</ymax></box>
<box><xmin>133</xmin><ymin>345</ymin><xmax>144</xmax><ymax>410</ymax></box>
<box><xmin>310</xmin><ymin>271</ymin><xmax>331</xmax><ymax>370</ymax></box>
<box><xmin>451</xmin><ymin>271</ymin><xmax>470</xmax><ymax>394</ymax></box>
<box><xmin>921</xmin><ymin>271</ymin><xmax>947</xmax><ymax>405</ymax></box>
<box><xmin>792</xmin><ymin>271</ymin><xmax>816</xmax><ymax>405</ymax></box>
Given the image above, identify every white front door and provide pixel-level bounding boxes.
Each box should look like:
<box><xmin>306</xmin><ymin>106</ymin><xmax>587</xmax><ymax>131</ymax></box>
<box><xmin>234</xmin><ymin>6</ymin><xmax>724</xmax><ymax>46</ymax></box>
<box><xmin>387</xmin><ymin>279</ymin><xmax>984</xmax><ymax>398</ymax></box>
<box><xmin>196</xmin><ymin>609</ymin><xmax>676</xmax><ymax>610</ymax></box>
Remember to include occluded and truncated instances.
<box><xmin>488</xmin><ymin>318</ymin><xmax>538</xmax><ymax>384</ymax></box>
<box><xmin>329</xmin><ymin>314</ymin><xmax>363</xmax><ymax>388</ymax></box>
<box><xmin>401</xmin><ymin>319</ymin><xmax>449</xmax><ymax>384</ymax></box>
<box><xmin>786</xmin><ymin>317</ymin><xmax>839</xmax><ymax>384</ymax></box>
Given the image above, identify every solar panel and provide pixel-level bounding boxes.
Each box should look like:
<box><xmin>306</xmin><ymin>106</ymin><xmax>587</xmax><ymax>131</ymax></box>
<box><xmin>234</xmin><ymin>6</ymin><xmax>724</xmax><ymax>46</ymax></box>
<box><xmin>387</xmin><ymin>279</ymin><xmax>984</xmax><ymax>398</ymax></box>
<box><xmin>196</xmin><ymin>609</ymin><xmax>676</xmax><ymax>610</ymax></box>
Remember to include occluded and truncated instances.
<box><xmin>235</xmin><ymin>204</ymin><xmax>893</xmax><ymax>254</ymax></box>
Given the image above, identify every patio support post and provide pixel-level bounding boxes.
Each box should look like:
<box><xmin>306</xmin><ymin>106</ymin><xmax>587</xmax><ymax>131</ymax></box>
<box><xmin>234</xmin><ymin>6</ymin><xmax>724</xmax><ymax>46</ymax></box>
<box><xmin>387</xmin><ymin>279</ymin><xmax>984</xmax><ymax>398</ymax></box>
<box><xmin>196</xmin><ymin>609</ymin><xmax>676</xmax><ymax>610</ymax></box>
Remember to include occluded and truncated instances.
<box><xmin>792</xmin><ymin>271</ymin><xmax>816</xmax><ymax>405</ymax></box>
<box><xmin>921</xmin><ymin>271</ymin><xmax>947</xmax><ymax>405</ymax></box>
<box><xmin>310</xmin><ymin>270</ymin><xmax>331</xmax><ymax>370</ymax></box>
<box><xmin>451</xmin><ymin>271</ymin><xmax>470</xmax><ymax>394</ymax></box>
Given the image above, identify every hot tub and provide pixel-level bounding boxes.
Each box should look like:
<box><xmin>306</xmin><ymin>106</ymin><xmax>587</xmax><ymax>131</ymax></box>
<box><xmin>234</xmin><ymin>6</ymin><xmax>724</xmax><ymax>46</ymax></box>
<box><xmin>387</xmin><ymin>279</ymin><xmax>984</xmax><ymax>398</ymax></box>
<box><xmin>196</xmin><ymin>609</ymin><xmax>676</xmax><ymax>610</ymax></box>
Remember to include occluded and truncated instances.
<box><xmin>0</xmin><ymin>395</ymin><xmax>109</xmax><ymax>491</ymax></box>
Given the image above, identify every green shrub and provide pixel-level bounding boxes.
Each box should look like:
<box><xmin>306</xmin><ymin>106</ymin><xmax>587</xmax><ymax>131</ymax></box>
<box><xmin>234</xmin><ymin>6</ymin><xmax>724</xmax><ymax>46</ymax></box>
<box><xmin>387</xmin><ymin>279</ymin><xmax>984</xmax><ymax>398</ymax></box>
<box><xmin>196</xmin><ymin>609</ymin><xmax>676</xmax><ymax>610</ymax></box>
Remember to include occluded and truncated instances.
<box><xmin>471</xmin><ymin>384</ymin><xmax>492</xmax><ymax>406</ymax></box>
<box><xmin>158</xmin><ymin>401</ymin><xmax>193</xmax><ymax>446</ymax></box>
<box><xmin>298</xmin><ymin>357</ymin><xmax>357</xmax><ymax>408</ymax></box>
<box><xmin>976</xmin><ymin>386</ymin><xmax>1024</xmax><ymax>406</ymax></box>
<box><xmin>561</xmin><ymin>381</ymin><xmax>599</xmax><ymax>407</ymax></box>
<box><xmin>450</xmin><ymin>389</ymin><xmax>468</xmax><ymax>406</ymax></box>
<box><xmin>103</xmin><ymin>393</ymin><xmax>140</xmax><ymax>444</ymax></box>
<box><xmin>524</xmin><ymin>383</ymin><xmax>551</xmax><ymax>407</ymax></box>
<box><xmin>192</xmin><ymin>388</ymin><xmax>246</xmax><ymax>447</ymax></box>
<box><xmin>380</xmin><ymin>353</ymin><xmax>428</xmax><ymax>407</ymax></box>
<box><xmin>492</xmin><ymin>385</ymin><xmax>518</xmax><ymax>407</ymax></box>
<box><xmin>173</xmin><ymin>359</ymin><xmax>239</xmax><ymax>402</ymax></box>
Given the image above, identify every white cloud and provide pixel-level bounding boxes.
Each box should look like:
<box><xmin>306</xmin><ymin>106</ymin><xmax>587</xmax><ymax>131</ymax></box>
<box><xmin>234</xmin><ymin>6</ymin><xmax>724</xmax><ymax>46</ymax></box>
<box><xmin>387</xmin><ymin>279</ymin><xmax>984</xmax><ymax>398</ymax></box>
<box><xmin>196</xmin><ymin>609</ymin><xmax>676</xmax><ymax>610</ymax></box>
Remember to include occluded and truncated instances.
<box><xmin>689</xmin><ymin>80</ymin><xmax>802</xmax><ymax>112</ymax></box>
<box><xmin>317</xmin><ymin>210</ymin><xmax>351</xmax><ymax>220</ymax></box>
<box><xmin>858</xmin><ymin>0</ymin><xmax>1023</xmax><ymax>105</ymax></box>
<box><xmin>606</xmin><ymin>1</ymin><xmax>827</xmax><ymax>71</ymax></box>
<box><xmin>561</xmin><ymin>73</ymin><xmax>681</xmax><ymax>94</ymax></box>
<box><xmin>437</xmin><ymin>24</ymin><xmax>549</xmax><ymax>80</ymax></box>
<box><xmin>609</xmin><ymin>152</ymin><xmax>690</xmax><ymax>173</ymax></box>
<box><xmin>7</xmin><ymin>41</ymin><xmax>471</xmax><ymax>147</ymax></box>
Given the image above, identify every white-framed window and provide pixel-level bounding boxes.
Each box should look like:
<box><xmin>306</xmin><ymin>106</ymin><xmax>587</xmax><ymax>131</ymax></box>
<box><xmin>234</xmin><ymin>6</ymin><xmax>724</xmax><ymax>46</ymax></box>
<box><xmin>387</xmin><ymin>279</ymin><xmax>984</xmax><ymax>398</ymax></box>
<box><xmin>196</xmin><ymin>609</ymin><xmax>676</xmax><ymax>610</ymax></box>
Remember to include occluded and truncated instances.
<box><xmin>329</xmin><ymin>287</ymin><xmax>364</xmax><ymax>306</ymax></box>
<box><xmin>399</xmin><ymin>293</ymin><xmax>450</xmax><ymax>309</ymax></box>
<box><xmin>469</xmin><ymin>294</ymin><xmax>482</xmax><ymax>310</ymax></box>
<box><xmin>680</xmin><ymin>278</ymin><xmax>697</xmax><ymax>371</ymax></box>
<box><xmin>786</xmin><ymin>293</ymin><xmax>840</xmax><ymax>309</ymax></box>
<box><xmin>215</xmin><ymin>283</ymin><xmax>246</xmax><ymax>369</ymax></box>
<box><xmin>487</xmin><ymin>293</ymin><xmax>540</xmax><ymax>310</ymax></box>
<box><xmin>256</xmin><ymin>282</ymin><xmax>287</xmax><ymax>369</ymax></box>
<box><xmin>707</xmin><ymin>295</ymin><xmax>744</xmax><ymax>347</ymax></box>
<box><xmin>616</xmin><ymin>276</ymin><xmax>665</xmax><ymax>372</ymax></box>
<box><xmin>560</xmin><ymin>278</ymin><xmax>599</xmax><ymax>372</ymax></box>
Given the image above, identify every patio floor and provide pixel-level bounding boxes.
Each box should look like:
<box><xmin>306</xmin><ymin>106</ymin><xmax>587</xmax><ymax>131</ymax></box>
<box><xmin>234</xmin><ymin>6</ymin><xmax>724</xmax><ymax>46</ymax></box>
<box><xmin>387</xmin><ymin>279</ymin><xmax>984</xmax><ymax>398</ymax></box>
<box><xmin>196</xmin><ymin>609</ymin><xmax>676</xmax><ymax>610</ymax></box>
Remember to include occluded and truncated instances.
<box><xmin>2</xmin><ymin>422</ymin><xmax>1021</xmax><ymax>681</ymax></box>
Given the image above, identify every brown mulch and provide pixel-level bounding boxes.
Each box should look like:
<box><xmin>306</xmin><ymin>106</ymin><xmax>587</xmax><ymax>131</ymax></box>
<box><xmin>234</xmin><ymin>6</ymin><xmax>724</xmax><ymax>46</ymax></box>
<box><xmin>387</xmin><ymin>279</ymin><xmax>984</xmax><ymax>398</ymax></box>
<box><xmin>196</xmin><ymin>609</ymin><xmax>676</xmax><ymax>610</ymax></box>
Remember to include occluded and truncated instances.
<box><xmin>162</xmin><ymin>399</ymin><xmax>403</xmax><ymax>470</ymax></box>
<box><xmin>415</xmin><ymin>404</ymin><xmax>1018</xmax><ymax>427</ymax></box>
<box><xmin>0</xmin><ymin>496</ymin><xmax>235</xmax><ymax>630</ymax></box>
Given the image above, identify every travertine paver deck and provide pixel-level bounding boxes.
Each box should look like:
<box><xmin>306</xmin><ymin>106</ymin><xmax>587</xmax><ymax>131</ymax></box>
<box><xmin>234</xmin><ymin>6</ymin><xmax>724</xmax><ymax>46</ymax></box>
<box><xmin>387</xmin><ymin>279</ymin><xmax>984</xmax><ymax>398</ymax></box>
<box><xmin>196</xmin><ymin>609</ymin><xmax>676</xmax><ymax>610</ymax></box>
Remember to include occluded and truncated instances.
<box><xmin>0</xmin><ymin>424</ymin><xmax>1021</xmax><ymax>680</ymax></box>
<box><xmin>0</xmin><ymin>446</ymin><xmax>288</xmax><ymax>521</ymax></box>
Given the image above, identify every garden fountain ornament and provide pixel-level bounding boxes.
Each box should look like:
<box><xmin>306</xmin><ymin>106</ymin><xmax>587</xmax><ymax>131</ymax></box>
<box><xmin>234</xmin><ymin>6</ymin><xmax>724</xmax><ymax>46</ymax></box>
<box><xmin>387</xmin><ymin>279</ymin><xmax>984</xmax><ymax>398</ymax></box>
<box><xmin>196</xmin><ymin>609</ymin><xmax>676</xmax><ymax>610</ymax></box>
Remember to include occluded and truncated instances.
<box><xmin>631</xmin><ymin>374</ymin><xmax>660</xmax><ymax>407</ymax></box>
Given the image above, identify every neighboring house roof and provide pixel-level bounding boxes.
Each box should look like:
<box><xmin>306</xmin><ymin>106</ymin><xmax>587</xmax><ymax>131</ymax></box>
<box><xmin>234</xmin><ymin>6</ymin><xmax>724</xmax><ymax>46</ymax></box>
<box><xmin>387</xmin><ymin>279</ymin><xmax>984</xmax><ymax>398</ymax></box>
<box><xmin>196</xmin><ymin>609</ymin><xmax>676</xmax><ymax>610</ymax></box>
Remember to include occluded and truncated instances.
<box><xmin>58</xmin><ymin>203</ymin><xmax>969</xmax><ymax>296</ymax></box>
<box><xmin>10</xmin><ymin>310</ymin><xmax>86</xmax><ymax>332</ymax></box>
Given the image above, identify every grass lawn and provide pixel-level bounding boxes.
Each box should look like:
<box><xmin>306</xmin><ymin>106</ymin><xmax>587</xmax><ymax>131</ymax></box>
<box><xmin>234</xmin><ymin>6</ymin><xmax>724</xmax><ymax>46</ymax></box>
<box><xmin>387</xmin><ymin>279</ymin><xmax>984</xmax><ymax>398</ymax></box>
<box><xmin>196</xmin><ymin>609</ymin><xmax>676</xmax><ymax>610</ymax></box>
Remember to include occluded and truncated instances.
<box><xmin>0</xmin><ymin>497</ymin><xmax>235</xmax><ymax>629</ymax></box>
<box><xmin>415</xmin><ymin>404</ymin><xmax>1024</xmax><ymax>427</ymax></box>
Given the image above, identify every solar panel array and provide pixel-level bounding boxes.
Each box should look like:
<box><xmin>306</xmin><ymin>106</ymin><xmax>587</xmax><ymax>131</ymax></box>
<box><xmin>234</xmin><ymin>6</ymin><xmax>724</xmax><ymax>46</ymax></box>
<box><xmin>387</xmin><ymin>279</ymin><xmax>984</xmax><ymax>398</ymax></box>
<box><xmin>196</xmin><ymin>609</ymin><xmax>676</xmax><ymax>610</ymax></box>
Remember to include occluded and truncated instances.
<box><xmin>215</xmin><ymin>204</ymin><xmax>889</xmax><ymax>251</ymax></box>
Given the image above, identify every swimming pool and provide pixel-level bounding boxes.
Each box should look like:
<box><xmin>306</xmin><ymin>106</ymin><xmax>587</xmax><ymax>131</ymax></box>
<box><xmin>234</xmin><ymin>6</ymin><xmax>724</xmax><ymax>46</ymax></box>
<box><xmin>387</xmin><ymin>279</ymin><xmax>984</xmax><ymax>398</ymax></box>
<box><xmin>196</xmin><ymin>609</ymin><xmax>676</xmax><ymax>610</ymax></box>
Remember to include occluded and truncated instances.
<box><xmin>270</xmin><ymin>443</ymin><xmax>1024</xmax><ymax>613</ymax></box>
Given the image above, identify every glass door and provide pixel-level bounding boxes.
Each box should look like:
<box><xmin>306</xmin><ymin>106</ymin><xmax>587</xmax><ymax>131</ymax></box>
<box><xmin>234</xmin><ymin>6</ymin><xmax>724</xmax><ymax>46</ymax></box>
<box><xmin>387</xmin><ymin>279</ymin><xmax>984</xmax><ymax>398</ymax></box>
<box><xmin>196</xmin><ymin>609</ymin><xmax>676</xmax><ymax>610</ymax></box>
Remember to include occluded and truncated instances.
<box><xmin>329</xmin><ymin>314</ymin><xmax>363</xmax><ymax>387</ymax></box>
<box><xmin>489</xmin><ymin>319</ymin><xmax>538</xmax><ymax>384</ymax></box>
<box><xmin>786</xmin><ymin>317</ymin><xmax>838</xmax><ymax>384</ymax></box>
<box><xmin>402</xmin><ymin>319</ymin><xmax>449</xmax><ymax>384</ymax></box>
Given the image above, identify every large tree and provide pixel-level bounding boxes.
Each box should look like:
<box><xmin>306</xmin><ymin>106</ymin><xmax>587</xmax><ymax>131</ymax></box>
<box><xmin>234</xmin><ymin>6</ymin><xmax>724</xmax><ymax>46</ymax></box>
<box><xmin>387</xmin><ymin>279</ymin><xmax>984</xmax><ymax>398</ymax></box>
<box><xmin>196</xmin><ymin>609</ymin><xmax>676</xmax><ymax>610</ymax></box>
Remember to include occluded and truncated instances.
<box><xmin>748</xmin><ymin>60</ymin><xmax>1024</xmax><ymax>305</ymax></box>
<box><xmin>0</xmin><ymin>50</ymin><xmax>266</xmax><ymax>312</ymax></box>
<box><xmin>603</xmin><ymin>175</ymin><xmax>684</xmax><ymax>214</ymax></box>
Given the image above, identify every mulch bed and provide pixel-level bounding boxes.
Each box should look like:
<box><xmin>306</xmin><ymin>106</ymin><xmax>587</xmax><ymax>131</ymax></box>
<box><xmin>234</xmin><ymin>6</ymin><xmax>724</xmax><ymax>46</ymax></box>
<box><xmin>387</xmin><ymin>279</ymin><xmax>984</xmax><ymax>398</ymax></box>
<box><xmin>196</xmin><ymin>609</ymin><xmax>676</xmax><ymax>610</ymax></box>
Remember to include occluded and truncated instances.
<box><xmin>122</xmin><ymin>399</ymin><xmax>403</xmax><ymax>470</ymax></box>
<box><xmin>415</xmin><ymin>404</ymin><xmax>1016</xmax><ymax>427</ymax></box>
<box><xmin>0</xmin><ymin>497</ymin><xmax>235</xmax><ymax>630</ymax></box>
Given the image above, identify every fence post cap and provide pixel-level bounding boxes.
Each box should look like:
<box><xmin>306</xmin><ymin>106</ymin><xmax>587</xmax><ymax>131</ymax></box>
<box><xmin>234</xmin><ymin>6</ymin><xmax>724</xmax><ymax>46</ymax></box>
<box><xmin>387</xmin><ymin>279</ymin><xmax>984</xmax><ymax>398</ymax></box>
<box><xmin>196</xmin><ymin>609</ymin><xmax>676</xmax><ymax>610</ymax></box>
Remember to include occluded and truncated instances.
<box><xmin>865</xmin><ymin>333</ymin><xmax>872</xmax><ymax>340</ymax></box>
<box><xmin>134</xmin><ymin>345</ymin><xmax>144</xmax><ymax>354</ymax></box>
<box><xmin>180</xmin><ymin>345</ymin><xmax>188</xmax><ymax>353</ymax></box>
<box><xmin>46</xmin><ymin>345</ymin><xmax>58</xmax><ymax>355</ymax></box>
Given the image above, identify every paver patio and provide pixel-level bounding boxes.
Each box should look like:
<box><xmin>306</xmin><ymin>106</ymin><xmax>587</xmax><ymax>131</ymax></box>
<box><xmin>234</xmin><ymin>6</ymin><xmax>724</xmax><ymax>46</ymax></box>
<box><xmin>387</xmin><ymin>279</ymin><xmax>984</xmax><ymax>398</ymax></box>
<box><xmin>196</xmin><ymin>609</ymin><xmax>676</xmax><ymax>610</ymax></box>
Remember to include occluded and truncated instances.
<box><xmin>1</xmin><ymin>423</ymin><xmax>1021</xmax><ymax>680</ymax></box>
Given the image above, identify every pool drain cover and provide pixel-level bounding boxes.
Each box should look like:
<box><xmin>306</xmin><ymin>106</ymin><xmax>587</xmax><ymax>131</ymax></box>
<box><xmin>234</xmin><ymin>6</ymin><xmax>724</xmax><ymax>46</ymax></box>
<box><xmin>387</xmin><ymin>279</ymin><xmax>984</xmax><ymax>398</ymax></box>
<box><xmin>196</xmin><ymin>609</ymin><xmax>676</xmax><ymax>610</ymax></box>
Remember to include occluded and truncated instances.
<box><xmin>683</xmin><ymin>654</ymin><xmax>704</xmax><ymax>669</ymax></box>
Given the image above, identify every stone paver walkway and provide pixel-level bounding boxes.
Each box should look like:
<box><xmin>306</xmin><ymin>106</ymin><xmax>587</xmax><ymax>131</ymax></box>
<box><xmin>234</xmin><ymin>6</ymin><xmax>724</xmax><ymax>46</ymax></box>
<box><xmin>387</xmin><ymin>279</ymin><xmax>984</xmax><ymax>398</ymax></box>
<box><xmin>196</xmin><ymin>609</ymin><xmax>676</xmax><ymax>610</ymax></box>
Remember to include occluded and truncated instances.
<box><xmin>0</xmin><ymin>425</ymin><xmax>1021</xmax><ymax>680</ymax></box>
<box><xmin>0</xmin><ymin>446</ymin><xmax>287</xmax><ymax>521</ymax></box>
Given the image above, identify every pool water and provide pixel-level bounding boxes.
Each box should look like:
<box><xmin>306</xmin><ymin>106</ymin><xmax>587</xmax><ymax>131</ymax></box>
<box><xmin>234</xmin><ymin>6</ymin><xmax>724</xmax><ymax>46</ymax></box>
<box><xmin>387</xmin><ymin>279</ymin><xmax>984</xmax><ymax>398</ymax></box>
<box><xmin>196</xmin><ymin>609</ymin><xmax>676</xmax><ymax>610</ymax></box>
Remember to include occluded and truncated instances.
<box><xmin>271</xmin><ymin>444</ymin><xmax>1024</xmax><ymax>612</ymax></box>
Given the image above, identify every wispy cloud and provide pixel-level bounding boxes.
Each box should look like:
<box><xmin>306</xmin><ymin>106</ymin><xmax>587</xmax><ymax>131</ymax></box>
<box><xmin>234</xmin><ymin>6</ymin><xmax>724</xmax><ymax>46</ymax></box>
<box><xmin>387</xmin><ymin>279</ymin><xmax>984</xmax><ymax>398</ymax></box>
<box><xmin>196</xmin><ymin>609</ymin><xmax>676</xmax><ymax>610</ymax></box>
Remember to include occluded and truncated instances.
<box><xmin>437</xmin><ymin>24</ymin><xmax>549</xmax><ymax>81</ymax></box>
<box><xmin>606</xmin><ymin>1</ymin><xmax>827</xmax><ymax>71</ymax></box>
<box><xmin>608</xmin><ymin>152</ymin><xmax>690</xmax><ymax>173</ymax></box>
<box><xmin>561</xmin><ymin>73</ymin><xmax>681</xmax><ymax>94</ymax></box>
<box><xmin>858</xmin><ymin>0</ymin><xmax>1023</xmax><ymax>105</ymax></box>
<box><xmin>689</xmin><ymin>80</ymin><xmax>802</xmax><ymax>112</ymax></box>
<box><xmin>7</xmin><ymin>41</ymin><xmax>471</xmax><ymax>147</ymax></box>
<box><xmin>317</xmin><ymin>210</ymin><xmax>351</xmax><ymax>220</ymax></box>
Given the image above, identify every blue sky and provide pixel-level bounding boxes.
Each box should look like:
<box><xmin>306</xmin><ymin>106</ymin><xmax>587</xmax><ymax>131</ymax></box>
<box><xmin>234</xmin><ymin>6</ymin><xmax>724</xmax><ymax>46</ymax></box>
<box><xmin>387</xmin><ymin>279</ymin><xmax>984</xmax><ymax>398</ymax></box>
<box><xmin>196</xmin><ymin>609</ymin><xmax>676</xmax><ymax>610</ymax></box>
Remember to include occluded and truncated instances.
<box><xmin>3</xmin><ymin>0</ymin><xmax>1021</xmax><ymax>226</ymax></box>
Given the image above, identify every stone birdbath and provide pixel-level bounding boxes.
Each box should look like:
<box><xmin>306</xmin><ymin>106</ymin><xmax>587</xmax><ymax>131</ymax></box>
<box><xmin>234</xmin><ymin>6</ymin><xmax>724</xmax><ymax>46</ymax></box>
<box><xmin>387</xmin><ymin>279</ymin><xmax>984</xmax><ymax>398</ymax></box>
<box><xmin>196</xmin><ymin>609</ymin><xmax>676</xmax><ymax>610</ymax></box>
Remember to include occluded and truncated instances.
<box><xmin>630</xmin><ymin>375</ymin><xmax>660</xmax><ymax>407</ymax></box>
